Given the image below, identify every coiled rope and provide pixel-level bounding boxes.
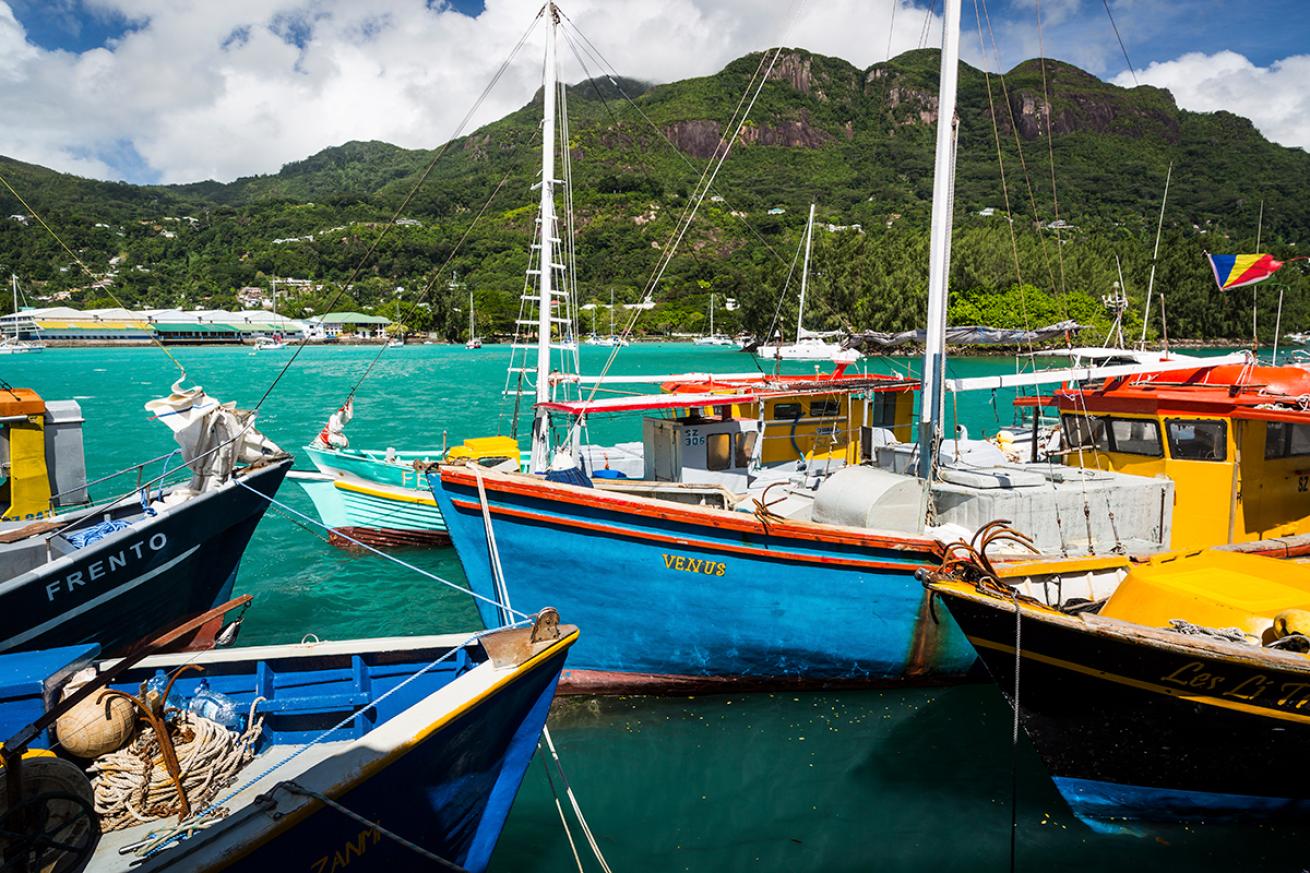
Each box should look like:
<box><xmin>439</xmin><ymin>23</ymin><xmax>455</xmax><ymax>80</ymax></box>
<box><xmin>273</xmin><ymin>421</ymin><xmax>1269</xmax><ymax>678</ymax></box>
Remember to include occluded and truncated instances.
<box><xmin>89</xmin><ymin>700</ymin><xmax>264</xmax><ymax>832</ymax></box>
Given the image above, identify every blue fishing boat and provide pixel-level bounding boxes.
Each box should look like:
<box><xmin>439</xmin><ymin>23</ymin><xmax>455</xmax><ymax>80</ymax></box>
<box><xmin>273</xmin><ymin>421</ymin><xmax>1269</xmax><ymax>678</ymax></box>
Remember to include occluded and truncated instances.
<box><xmin>427</xmin><ymin>1</ymin><xmax>1190</xmax><ymax>693</ymax></box>
<box><xmin>429</xmin><ymin>462</ymin><xmax>974</xmax><ymax>691</ymax></box>
<box><xmin>0</xmin><ymin>610</ymin><xmax>576</xmax><ymax>872</ymax></box>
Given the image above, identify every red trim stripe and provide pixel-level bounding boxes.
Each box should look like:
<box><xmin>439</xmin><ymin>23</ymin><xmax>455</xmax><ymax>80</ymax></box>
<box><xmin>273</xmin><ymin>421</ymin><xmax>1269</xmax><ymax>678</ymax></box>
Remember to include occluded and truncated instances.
<box><xmin>439</xmin><ymin>467</ymin><xmax>944</xmax><ymax>556</ymax></box>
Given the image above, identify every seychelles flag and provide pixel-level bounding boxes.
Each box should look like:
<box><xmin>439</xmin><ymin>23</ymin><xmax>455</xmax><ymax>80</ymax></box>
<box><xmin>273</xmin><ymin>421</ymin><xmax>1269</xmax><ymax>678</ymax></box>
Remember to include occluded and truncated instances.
<box><xmin>1208</xmin><ymin>253</ymin><xmax>1284</xmax><ymax>291</ymax></box>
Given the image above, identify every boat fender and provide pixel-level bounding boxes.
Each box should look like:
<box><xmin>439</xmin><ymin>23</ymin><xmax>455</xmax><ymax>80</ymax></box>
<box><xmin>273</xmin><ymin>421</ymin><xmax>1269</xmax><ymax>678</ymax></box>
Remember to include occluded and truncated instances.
<box><xmin>55</xmin><ymin>669</ymin><xmax>135</xmax><ymax>760</ymax></box>
<box><xmin>1272</xmin><ymin>609</ymin><xmax>1310</xmax><ymax>643</ymax></box>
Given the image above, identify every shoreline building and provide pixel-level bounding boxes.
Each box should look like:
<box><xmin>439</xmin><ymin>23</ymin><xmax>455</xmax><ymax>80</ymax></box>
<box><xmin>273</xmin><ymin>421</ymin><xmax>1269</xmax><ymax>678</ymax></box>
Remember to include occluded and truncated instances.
<box><xmin>0</xmin><ymin>307</ymin><xmax>328</xmax><ymax>345</ymax></box>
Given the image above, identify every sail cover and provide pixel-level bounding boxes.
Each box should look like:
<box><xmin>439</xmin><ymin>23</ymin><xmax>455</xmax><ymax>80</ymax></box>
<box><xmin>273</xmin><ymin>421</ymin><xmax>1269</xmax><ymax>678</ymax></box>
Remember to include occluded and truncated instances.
<box><xmin>848</xmin><ymin>320</ymin><xmax>1082</xmax><ymax>350</ymax></box>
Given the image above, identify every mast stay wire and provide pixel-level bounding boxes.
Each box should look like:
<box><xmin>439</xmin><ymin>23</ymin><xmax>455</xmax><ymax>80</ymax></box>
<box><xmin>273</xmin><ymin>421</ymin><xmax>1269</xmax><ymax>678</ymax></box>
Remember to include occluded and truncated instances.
<box><xmin>1101</xmin><ymin>0</ymin><xmax>1139</xmax><ymax>86</ymax></box>
<box><xmin>254</xmin><ymin>8</ymin><xmax>546</xmax><ymax>412</ymax></box>
<box><xmin>345</xmin><ymin>169</ymin><xmax>515</xmax><ymax>405</ymax></box>
<box><xmin>0</xmin><ymin>172</ymin><xmax>189</xmax><ymax>379</ymax></box>
<box><xmin>1033</xmin><ymin>0</ymin><xmax>1073</xmax><ymax>335</ymax></box>
<box><xmin>977</xmin><ymin>0</ymin><xmax>1060</xmax><ymax>297</ymax></box>
<box><xmin>573</xmin><ymin>35</ymin><xmax>798</xmax><ymax>420</ymax></box>
<box><xmin>556</xmin><ymin>11</ymin><xmax>788</xmax><ymax>268</ymax></box>
<box><xmin>970</xmin><ymin>0</ymin><xmax>1036</xmax><ymax>364</ymax></box>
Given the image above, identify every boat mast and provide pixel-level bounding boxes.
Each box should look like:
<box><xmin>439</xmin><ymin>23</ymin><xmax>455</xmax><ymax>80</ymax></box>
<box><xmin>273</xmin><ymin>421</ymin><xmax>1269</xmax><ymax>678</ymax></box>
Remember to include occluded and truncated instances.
<box><xmin>469</xmin><ymin>288</ymin><xmax>475</xmax><ymax>338</ymax></box>
<box><xmin>916</xmin><ymin>0</ymin><xmax>962</xmax><ymax>481</ymax></box>
<box><xmin>709</xmin><ymin>293</ymin><xmax>715</xmax><ymax>337</ymax></box>
<box><xmin>797</xmin><ymin>203</ymin><xmax>816</xmax><ymax>341</ymax></box>
<box><xmin>9</xmin><ymin>274</ymin><xmax>16</xmax><ymax>340</ymax></box>
<box><xmin>609</xmin><ymin>289</ymin><xmax>615</xmax><ymax>337</ymax></box>
<box><xmin>529</xmin><ymin>2</ymin><xmax>560</xmax><ymax>472</ymax></box>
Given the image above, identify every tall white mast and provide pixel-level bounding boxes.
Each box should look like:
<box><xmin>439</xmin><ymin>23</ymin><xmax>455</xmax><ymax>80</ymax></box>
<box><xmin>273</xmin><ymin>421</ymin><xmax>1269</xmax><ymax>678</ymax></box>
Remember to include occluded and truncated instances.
<box><xmin>709</xmin><ymin>293</ymin><xmax>714</xmax><ymax>336</ymax></box>
<box><xmin>916</xmin><ymin>0</ymin><xmax>962</xmax><ymax>481</ymax></box>
<box><xmin>797</xmin><ymin>203</ymin><xmax>816</xmax><ymax>341</ymax></box>
<box><xmin>469</xmin><ymin>288</ymin><xmax>475</xmax><ymax>337</ymax></box>
<box><xmin>529</xmin><ymin>2</ymin><xmax>560</xmax><ymax>472</ymax></box>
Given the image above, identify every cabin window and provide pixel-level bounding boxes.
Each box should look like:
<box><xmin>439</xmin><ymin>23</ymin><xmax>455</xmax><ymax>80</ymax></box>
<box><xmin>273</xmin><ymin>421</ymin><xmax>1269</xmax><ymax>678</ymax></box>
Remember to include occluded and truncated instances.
<box><xmin>810</xmin><ymin>398</ymin><xmax>840</xmax><ymax>417</ymax></box>
<box><xmin>1061</xmin><ymin>414</ymin><xmax>1109</xmax><ymax>452</ymax></box>
<box><xmin>1165</xmin><ymin>419</ymin><xmax>1227</xmax><ymax>461</ymax></box>
<box><xmin>706</xmin><ymin>433</ymin><xmax>731</xmax><ymax>471</ymax></box>
<box><xmin>735</xmin><ymin>431</ymin><xmax>758</xmax><ymax>467</ymax></box>
<box><xmin>1107</xmin><ymin>418</ymin><xmax>1162</xmax><ymax>456</ymax></box>
<box><xmin>1264</xmin><ymin>422</ymin><xmax>1310</xmax><ymax>459</ymax></box>
<box><xmin>871</xmin><ymin>392</ymin><xmax>900</xmax><ymax>429</ymax></box>
<box><xmin>773</xmin><ymin>402</ymin><xmax>803</xmax><ymax>420</ymax></box>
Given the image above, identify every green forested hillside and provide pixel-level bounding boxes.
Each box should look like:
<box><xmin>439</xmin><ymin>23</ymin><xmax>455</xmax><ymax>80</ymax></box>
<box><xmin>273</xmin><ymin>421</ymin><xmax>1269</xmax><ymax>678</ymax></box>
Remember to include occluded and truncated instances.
<box><xmin>0</xmin><ymin>48</ymin><xmax>1306</xmax><ymax>342</ymax></box>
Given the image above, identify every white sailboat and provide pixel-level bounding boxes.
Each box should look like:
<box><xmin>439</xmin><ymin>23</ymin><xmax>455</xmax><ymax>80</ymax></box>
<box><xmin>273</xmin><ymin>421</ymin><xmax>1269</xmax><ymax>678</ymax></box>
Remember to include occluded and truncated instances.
<box><xmin>0</xmin><ymin>275</ymin><xmax>45</xmax><ymax>355</ymax></box>
<box><xmin>755</xmin><ymin>204</ymin><xmax>860</xmax><ymax>363</ymax></box>
<box><xmin>466</xmin><ymin>288</ymin><xmax>482</xmax><ymax>349</ymax></box>
<box><xmin>584</xmin><ymin>290</ymin><xmax>629</xmax><ymax>346</ymax></box>
<box><xmin>693</xmin><ymin>293</ymin><xmax>735</xmax><ymax>346</ymax></box>
<box><xmin>253</xmin><ymin>281</ymin><xmax>287</xmax><ymax>350</ymax></box>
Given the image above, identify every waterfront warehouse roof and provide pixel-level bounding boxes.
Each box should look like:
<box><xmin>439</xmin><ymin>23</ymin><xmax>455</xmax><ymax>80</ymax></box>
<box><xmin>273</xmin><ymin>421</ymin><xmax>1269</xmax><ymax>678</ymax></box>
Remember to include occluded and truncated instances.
<box><xmin>311</xmin><ymin>312</ymin><xmax>392</xmax><ymax>325</ymax></box>
<box><xmin>152</xmin><ymin>322</ymin><xmax>240</xmax><ymax>334</ymax></box>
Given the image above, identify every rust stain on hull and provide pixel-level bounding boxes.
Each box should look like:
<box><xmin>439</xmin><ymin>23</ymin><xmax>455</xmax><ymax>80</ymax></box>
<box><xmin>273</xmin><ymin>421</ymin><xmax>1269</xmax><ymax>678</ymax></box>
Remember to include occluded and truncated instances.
<box><xmin>327</xmin><ymin>526</ymin><xmax>451</xmax><ymax>550</ymax></box>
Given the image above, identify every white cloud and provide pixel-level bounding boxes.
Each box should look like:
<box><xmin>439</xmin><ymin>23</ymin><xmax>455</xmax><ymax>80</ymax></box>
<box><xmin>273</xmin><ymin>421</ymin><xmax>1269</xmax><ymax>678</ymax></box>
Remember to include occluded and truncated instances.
<box><xmin>0</xmin><ymin>0</ymin><xmax>962</xmax><ymax>184</ymax></box>
<box><xmin>1115</xmin><ymin>51</ymin><xmax>1310</xmax><ymax>152</ymax></box>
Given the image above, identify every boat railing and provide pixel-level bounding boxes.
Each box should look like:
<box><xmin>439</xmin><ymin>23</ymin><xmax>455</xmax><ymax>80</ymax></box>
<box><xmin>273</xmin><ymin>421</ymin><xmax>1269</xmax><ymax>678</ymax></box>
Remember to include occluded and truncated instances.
<box><xmin>38</xmin><ymin>419</ymin><xmax>273</xmax><ymax>556</ymax></box>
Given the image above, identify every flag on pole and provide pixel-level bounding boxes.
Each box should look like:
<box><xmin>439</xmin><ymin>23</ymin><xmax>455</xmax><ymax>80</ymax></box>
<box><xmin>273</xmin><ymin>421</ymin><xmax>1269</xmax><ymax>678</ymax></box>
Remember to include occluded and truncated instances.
<box><xmin>1208</xmin><ymin>253</ymin><xmax>1284</xmax><ymax>291</ymax></box>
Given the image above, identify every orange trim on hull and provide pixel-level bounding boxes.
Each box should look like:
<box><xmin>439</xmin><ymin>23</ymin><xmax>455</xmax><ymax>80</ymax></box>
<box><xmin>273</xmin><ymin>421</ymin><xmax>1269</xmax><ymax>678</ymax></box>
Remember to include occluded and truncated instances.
<box><xmin>439</xmin><ymin>467</ymin><xmax>944</xmax><ymax>557</ymax></box>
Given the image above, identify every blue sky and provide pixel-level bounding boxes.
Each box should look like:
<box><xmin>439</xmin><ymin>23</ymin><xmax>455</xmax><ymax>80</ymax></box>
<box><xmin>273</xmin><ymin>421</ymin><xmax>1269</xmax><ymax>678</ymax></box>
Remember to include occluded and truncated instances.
<box><xmin>1</xmin><ymin>1</ymin><xmax>1306</xmax><ymax>184</ymax></box>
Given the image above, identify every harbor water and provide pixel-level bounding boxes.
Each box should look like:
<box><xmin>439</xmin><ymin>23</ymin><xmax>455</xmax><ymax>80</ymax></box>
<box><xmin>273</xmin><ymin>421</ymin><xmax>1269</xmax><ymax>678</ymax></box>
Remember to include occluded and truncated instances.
<box><xmin>5</xmin><ymin>343</ymin><xmax>1303</xmax><ymax>872</ymax></box>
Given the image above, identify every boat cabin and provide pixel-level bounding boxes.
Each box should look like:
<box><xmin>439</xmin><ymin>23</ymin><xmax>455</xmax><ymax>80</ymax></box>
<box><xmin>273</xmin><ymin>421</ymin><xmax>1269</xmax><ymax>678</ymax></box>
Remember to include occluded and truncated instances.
<box><xmin>0</xmin><ymin>388</ymin><xmax>87</xmax><ymax>521</ymax></box>
<box><xmin>549</xmin><ymin>374</ymin><xmax>917</xmax><ymax>494</ymax></box>
<box><xmin>1056</xmin><ymin>362</ymin><xmax>1310</xmax><ymax>549</ymax></box>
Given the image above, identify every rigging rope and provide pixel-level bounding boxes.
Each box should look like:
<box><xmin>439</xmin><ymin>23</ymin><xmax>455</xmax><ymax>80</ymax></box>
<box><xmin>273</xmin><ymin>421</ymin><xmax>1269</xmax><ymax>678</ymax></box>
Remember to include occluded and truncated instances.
<box><xmin>0</xmin><ymin>171</ymin><xmax>188</xmax><ymax>378</ymax></box>
<box><xmin>233</xmin><ymin>479</ymin><xmax>529</xmax><ymax>621</ymax></box>
<box><xmin>344</xmin><ymin>169</ymin><xmax>515</xmax><ymax>406</ymax></box>
<box><xmin>255</xmin><ymin>8</ymin><xmax>546</xmax><ymax>411</ymax></box>
<box><xmin>1033</xmin><ymin>0</ymin><xmax>1072</xmax><ymax>318</ymax></box>
<box><xmin>572</xmin><ymin>34</ymin><xmax>801</xmax><ymax>425</ymax></box>
<box><xmin>1101</xmin><ymin>0</ymin><xmax>1139</xmax><ymax>85</ymax></box>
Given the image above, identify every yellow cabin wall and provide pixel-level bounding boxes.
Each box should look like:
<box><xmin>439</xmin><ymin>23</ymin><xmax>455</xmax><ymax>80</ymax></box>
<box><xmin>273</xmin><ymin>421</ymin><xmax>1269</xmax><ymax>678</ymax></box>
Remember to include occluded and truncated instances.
<box><xmin>1237</xmin><ymin>419</ymin><xmax>1310</xmax><ymax>541</ymax></box>
<box><xmin>758</xmin><ymin>393</ymin><xmax>866</xmax><ymax>466</ymax></box>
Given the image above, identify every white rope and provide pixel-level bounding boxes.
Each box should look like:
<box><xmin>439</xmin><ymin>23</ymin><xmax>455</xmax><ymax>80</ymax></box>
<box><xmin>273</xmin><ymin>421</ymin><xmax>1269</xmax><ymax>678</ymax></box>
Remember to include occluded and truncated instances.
<box><xmin>540</xmin><ymin>753</ymin><xmax>586</xmax><ymax>873</ymax></box>
<box><xmin>89</xmin><ymin>701</ymin><xmax>264</xmax><ymax>832</ymax></box>
<box><xmin>234</xmin><ymin>479</ymin><xmax>529</xmax><ymax>622</ymax></box>
<box><xmin>542</xmin><ymin>726</ymin><xmax>613</xmax><ymax>873</ymax></box>
<box><xmin>472</xmin><ymin>465</ymin><xmax>515</xmax><ymax>627</ymax></box>
<box><xmin>469</xmin><ymin>469</ymin><xmax>610</xmax><ymax>872</ymax></box>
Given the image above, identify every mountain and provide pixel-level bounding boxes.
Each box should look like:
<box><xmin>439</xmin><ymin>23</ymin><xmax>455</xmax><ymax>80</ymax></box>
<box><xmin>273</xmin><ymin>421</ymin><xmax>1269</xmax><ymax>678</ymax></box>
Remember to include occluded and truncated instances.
<box><xmin>0</xmin><ymin>49</ymin><xmax>1305</xmax><ymax>341</ymax></box>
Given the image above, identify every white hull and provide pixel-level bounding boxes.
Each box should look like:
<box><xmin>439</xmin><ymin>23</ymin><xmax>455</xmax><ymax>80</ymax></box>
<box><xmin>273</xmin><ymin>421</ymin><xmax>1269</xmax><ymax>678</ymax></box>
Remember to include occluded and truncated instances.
<box><xmin>694</xmin><ymin>335</ymin><xmax>737</xmax><ymax>347</ymax></box>
<box><xmin>756</xmin><ymin>341</ymin><xmax>860</xmax><ymax>362</ymax></box>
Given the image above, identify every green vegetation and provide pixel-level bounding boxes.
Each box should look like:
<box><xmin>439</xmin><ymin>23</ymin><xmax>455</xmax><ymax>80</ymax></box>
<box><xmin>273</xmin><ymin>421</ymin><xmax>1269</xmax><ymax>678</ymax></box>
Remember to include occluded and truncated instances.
<box><xmin>0</xmin><ymin>48</ymin><xmax>1306</xmax><ymax>343</ymax></box>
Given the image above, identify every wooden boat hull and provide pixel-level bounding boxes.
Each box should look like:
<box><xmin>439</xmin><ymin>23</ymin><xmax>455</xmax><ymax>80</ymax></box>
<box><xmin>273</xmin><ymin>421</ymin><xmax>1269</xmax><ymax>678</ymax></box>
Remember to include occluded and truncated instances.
<box><xmin>931</xmin><ymin>582</ymin><xmax>1310</xmax><ymax>827</ymax></box>
<box><xmin>430</xmin><ymin>465</ymin><xmax>979</xmax><ymax>692</ymax></box>
<box><xmin>0</xmin><ymin>459</ymin><xmax>290</xmax><ymax>655</ymax></box>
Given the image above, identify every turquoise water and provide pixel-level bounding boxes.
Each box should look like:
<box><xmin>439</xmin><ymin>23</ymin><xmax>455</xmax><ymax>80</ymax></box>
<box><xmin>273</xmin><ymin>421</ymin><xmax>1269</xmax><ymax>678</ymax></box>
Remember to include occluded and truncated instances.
<box><xmin>3</xmin><ymin>343</ymin><xmax>1292</xmax><ymax>872</ymax></box>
